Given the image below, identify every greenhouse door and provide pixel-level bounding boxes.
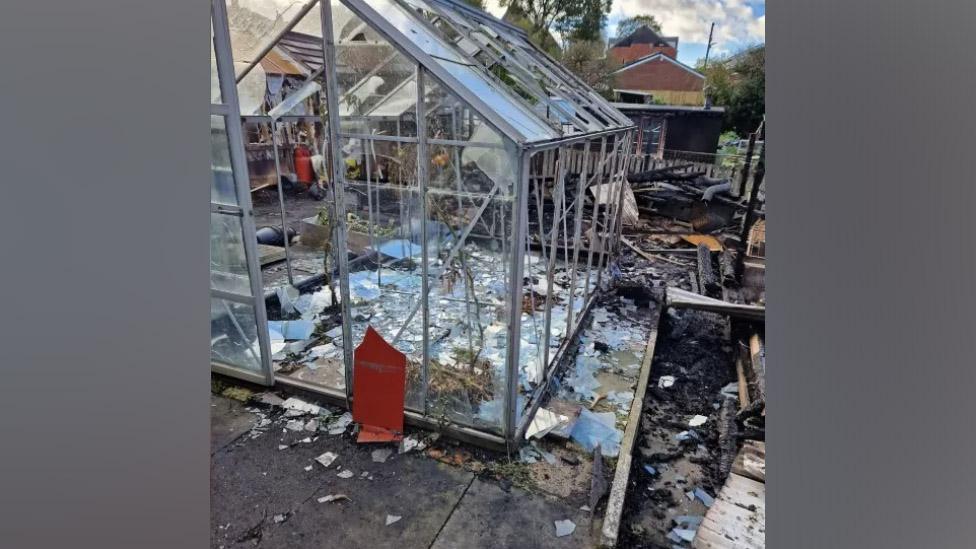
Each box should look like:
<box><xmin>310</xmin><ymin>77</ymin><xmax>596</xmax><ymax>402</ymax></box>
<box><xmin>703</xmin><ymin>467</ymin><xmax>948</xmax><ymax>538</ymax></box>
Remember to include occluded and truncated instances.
<box><xmin>209</xmin><ymin>0</ymin><xmax>274</xmax><ymax>385</ymax></box>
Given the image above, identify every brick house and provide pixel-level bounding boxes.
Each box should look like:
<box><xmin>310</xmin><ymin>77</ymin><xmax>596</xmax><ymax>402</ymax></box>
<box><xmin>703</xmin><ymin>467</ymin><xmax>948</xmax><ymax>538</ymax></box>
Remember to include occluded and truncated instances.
<box><xmin>609</xmin><ymin>26</ymin><xmax>705</xmax><ymax>106</ymax></box>
<box><xmin>609</xmin><ymin>25</ymin><xmax>679</xmax><ymax>64</ymax></box>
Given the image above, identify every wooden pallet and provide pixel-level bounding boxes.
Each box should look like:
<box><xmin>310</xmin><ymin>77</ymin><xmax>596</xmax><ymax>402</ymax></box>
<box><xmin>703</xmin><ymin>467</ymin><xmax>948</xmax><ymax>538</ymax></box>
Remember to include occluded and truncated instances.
<box><xmin>732</xmin><ymin>441</ymin><xmax>765</xmax><ymax>483</ymax></box>
<box><xmin>692</xmin><ymin>443</ymin><xmax>766</xmax><ymax>548</ymax></box>
<box><xmin>258</xmin><ymin>244</ymin><xmax>286</xmax><ymax>266</ymax></box>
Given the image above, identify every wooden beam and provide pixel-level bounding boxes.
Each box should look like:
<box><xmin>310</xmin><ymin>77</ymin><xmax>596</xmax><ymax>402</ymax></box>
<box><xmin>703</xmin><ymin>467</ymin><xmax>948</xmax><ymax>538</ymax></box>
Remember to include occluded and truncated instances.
<box><xmin>666</xmin><ymin>287</ymin><xmax>765</xmax><ymax>322</ymax></box>
<box><xmin>622</xmin><ymin>237</ymin><xmax>691</xmax><ymax>267</ymax></box>
<box><xmin>731</xmin><ymin>441</ymin><xmax>766</xmax><ymax>483</ymax></box>
<box><xmin>735</xmin><ymin>356</ymin><xmax>751</xmax><ymax>411</ymax></box>
<box><xmin>257</xmin><ymin>244</ymin><xmax>287</xmax><ymax>266</ymax></box>
<box><xmin>749</xmin><ymin>333</ymin><xmax>766</xmax><ymax>405</ymax></box>
<box><xmin>600</xmin><ymin>304</ymin><xmax>662</xmax><ymax>548</ymax></box>
<box><xmin>697</xmin><ymin>243</ymin><xmax>718</xmax><ymax>293</ymax></box>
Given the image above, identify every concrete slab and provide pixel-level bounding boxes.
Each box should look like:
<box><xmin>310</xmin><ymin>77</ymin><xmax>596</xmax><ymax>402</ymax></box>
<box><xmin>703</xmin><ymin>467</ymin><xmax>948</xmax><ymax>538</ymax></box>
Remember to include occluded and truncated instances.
<box><xmin>210</xmin><ymin>395</ymin><xmax>258</xmax><ymax>455</ymax></box>
<box><xmin>259</xmin><ymin>454</ymin><xmax>473</xmax><ymax>549</ymax></box>
<box><xmin>211</xmin><ymin>414</ymin><xmax>328</xmax><ymax>547</ymax></box>
<box><xmin>431</xmin><ymin>478</ymin><xmax>594</xmax><ymax>549</ymax></box>
<box><xmin>211</xmin><ymin>398</ymin><xmax>473</xmax><ymax>549</ymax></box>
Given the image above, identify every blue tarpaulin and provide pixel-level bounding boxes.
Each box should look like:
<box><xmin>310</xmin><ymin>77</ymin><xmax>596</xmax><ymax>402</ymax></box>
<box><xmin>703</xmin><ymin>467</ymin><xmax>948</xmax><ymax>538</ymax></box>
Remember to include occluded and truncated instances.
<box><xmin>267</xmin><ymin>320</ymin><xmax>315</xmax><ymax>341</ymax></box>
<box><xmin>373</xmin><ymin>239</ymin><xmax>423</xmax><ymax>260</ymax></box>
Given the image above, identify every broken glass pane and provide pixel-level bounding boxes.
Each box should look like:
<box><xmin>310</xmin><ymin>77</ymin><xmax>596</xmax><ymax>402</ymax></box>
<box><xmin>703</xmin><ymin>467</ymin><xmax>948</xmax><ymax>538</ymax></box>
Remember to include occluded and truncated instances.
<box><xmin>427</xmin><ymin>144</ymin><xmax>515</xmax><ymax>198</ymax></box>
<box><xmin>423</xmin><ymin>75</ymin><xmax>504</xmax><ymax>144</ymax></box>
<box><xmin>211</xmin><ymin>17</ymin><xmax>221</xmax><ymax>104</ymax></box>
<box><xmin>211</xmin><ymin>297</ymin><xmax>262</xmax><ymax>371</ymax></box>
<box><xmin>340</xmin><ymin>182</ymin><xmax>426</xmax><ymax>411</ymax></box>
<box><xmin>210</xmin><ymin>212</ymin><xmax>251</xmax><ymax>296</ymax></box>
<box><xmin>331</xmin><ymin>3</ymin><xmax>418</xmax><ymax>137</ymax></box>
<box><xmin>211</xmin><ymin>115</ymin><xmax>237</xmax><ymax>205</ymax></box>
<box><xmin>340</xmin><ymin>138</ymin><xmax>418</xmax><ymax>190</ymax></box>
<box><xmin>337</xmin><ymin>0</ymin><xmax>558</xmax><ymax>142</ymax></box>
<box><xmin>423</xmin><ymin>193</ymin><xmax>513</xmax><ymax>432</ymax></box>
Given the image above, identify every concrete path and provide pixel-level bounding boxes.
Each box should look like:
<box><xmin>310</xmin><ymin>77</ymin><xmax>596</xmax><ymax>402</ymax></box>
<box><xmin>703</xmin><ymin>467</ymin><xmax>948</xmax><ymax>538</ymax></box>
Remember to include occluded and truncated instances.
<box><xmin>211</xmin><ymin>395</ymin><xmax>261</xmax><ymax>455</ymax></box>
<box><xmin>210</xmin><ymin>395</ymin><xmax>596</xmax><ymax>548</ymax></box>
<box><xmin>430</xmin><ymin>478</ymin><xmax>591</xmax><ymax>549</ymax></box>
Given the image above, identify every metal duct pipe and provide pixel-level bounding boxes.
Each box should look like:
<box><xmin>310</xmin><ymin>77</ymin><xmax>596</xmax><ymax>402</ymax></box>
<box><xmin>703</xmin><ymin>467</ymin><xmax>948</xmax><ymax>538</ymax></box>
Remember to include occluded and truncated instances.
<box><xmin>702</xmin><ymin>180</ymin><xmax>732</xmax><ymax>202</ymax></box>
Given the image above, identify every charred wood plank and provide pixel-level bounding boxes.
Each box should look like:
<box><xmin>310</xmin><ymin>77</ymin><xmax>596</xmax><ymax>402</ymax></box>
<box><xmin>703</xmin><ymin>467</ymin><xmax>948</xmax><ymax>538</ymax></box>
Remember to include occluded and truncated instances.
<box><xmin>717</xmin><ymin>398</ymin><xmax>739</xmax><ymax>479</ymax></box>
<box><xmin>697</xmin><ymin>243</ymin><xmax>719</xmax><ymax>295</ymax></box>
<box><xmin>666</xmin><ymin>287</ymin><xmax>765</xmax><ymax>322</ymax></box>
<box><xmin>626</xmin><ymin>163</ymin><xmax>694</xmax><ymax>183</ymax></box>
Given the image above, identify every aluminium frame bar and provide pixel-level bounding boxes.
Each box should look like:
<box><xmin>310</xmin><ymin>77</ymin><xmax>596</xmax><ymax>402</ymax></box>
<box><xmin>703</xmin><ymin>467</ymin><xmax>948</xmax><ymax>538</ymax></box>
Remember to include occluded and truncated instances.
<box><xmin>540</xmin><ymin>148</ymin><xmax>566</xmax><ymax>373</ymax></box>
<box><xmin>212</xmin><ymin>361</ymin><xmax>269</xmax><ymax>386</ymax></box>
<box><xmin>269</xmin><ymin>119</ymin><xmax>295</xmax><ymax>285</ymax></box>
<box><xmin>539</xmin><ymin>136</ymin><xmax>622</xmax><ymax>244</ymax></box>
<box><xmin>604</xmin><ymin>138</ymin><xmax>627</xmax><ymax>260</ymax></box>
<box><xmin>503</xmin><ymin>149</ymin><xmax>530</xmax><ymax>443</ymax></box>
<box><xmin>428</xmin><ymin>0</ymin><xmax>527</xmax><ymax>37</ymax></box>
<box><xmin>599</xmin><ymin>132</ymin><xmax>628</xmax><ymax>264</ymax></box>
<box><xmin>212</xmin><ymin>0</ymin><xmax>275</xmax><ymax>386</ymax></box>
<box><xmin>336</xmin><ymin>132</ymin><xmax>507</xmax><ymax>149</ymax></box>
<box><xmin>519</xmin><ymin>39</ymin><xmax>633</xmax><ymax>128</ymax></box>
<box><xmin>411</xmin><ymin>0</ymin><xmax>597</xmax><ymax>134</ymax></box>
<box><xmin>343</xmin><ymin>179</ymin><xmax>513</xmax><ymax>201</ymax></box>
<box><xmin>491</xmin><ymin>27</ymin><xmax>626</xmax><ymax>129</ymax></box>
<box><xmin>589</xmin><ymin>135</ymin><xmax>620</xmax><ymax>289</ymax></box>
<box><xmin>594</xmin><ymin>134</ymin><xmax>625</xmax><ymax>288</ymax></box>
<box><xmin>514</xmin><ymin>280</ymin><xmax>599</xmax><ymax>441</ymax></box>
<box><xmin>582</xmin><ymin>137</ymin><xmax>608</xmax><ymax>304</ymax></box>
<box><xmin>449</xmin><ymin>17</ymin><xmax>613</xmax><ymax>133</ymax></box>
<box><xmin>390</xmin><ymin>180</ymin><xmax>501</xmax><ymax>344</ymax></box>
<box><xmin>274</xmin><ymin>375</ymin><xmax>508</xmax><ymax>450</ymax></box>
<box><xmin>522</xmin><ymin>125</ymin><xmax>634</xmax><ymax>153</ymax></box>
<box><xmin>385</xmin><ymin>0</ymin><xmax>575</xmax><ymax>138</ymax></box>
<box><xmin>364</xmin><ymin>131</ymin><xmax>378</xmax><ymax>285</ymax></box>
<box><xmin>235</xmin><ymin>0</ymin><xmax>321</xmax><ymax>83</ymax></box>
<box><xmin>565</xmin><ymin>139</ymin><xmax>591</xmax><ymax>333</ymax></box>
<box><xmin>428</xmin><ymin>0</ymin><xmax>613</xmax><ymax>127</ymax></box>
<box><xmin>609</xmin><ymin>131</ymin><xmax>635</xmax><ymax>254</ymax></box>
<box><xmin>416</xmin><ymin>66</ymin><xmax>432</xmax><ymax>415</ymax></box>
<box><xmin>319</xmin><ymin>0</ymin><xmax>355</xmax><ymax>408</ymax></box>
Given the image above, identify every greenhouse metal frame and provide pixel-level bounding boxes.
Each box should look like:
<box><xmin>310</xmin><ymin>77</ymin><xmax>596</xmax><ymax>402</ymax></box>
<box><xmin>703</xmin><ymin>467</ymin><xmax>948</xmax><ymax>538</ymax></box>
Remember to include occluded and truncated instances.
<box><xmin>210</xmin><ymin>0</ymin><xmax>635</xmax><ymax>448</ymax></box>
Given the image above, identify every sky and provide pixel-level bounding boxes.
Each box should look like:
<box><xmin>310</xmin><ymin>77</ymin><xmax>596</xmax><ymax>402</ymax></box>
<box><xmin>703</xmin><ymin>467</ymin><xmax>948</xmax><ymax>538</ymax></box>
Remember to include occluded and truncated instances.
<box><xmin>484</xmin><ymin>0</ymin><xmax>765</xmax><ymax>67</ymax></box>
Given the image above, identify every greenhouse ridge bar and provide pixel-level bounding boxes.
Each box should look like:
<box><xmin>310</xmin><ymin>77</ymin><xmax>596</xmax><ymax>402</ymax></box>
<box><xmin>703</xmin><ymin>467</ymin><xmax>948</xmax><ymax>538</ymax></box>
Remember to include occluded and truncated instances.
<box><xmin>210</xmin><ymin>0</ymin><xmax>636</xmax><ymax>448</ymax></box>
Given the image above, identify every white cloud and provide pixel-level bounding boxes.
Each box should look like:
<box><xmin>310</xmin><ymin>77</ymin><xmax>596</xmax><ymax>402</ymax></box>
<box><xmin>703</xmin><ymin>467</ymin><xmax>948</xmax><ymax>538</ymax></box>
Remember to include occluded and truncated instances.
<box><xmin>609</xmin><ymin>0</ymin><xmax>764</xmax><ymax>53</ymax></box>
<box><xmin>484</xmin><ymin>0</ymin><xmax>506</xmax><ymax>17</ymax></box>
<box><xmin>482</xmin><ymin>0</ymin><xmax>763</xmax><ymax>54</ymax></box>
<box><xmin>750</xmin><ymin>14</ymin><xmax>766</xmax><ymax>41</ymax></box>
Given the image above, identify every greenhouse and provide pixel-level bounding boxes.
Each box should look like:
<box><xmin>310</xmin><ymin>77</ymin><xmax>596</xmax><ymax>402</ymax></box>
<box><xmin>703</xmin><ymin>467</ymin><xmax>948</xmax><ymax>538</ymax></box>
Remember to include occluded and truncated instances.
<box><xmin>210</xmin><ymin>0</ymin><xmax>636</xmax><ymax>448</ymax></box>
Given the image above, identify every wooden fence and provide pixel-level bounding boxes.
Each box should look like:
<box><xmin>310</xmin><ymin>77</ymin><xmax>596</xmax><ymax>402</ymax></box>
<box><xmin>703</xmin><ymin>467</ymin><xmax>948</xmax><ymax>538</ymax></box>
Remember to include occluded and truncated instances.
<box><xmin>625</xmin><ymin>148</ymin><xmax>761</xmax><ymax>197</ymax></box>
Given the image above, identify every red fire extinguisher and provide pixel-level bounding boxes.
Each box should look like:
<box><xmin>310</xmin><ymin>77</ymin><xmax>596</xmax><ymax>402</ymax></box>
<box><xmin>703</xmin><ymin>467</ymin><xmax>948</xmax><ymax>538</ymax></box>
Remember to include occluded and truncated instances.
<box><xmin>293</xmin><ymin>144</ymin><xmax>314</xmax><ymax>186</ymax></box>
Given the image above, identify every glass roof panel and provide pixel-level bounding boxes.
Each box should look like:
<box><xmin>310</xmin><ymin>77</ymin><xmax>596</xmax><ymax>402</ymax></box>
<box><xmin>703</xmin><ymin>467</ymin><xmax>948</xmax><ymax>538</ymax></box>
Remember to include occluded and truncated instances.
<box><xmin>224</xmin><ymin>0</ymin><xmax>631</xmax><ymax>143</ymax></box>
<box><xmin>422</xmin><ymin>0</ymin><xmax>627</xmax><ymax>132</ymax></box>
<box><xmin>329</xmin><ymin>3</ymin><xmax>419</xmax><ymax>136</ymax></box>
<box><xmin>507</xmin><ymin>34</ymin><xmax>633</xmax><ymax>128</ymax></box>
<box><xmin>447</xmin><ymin>9</ymin><xmax>627</xmax><ymax>128</ymax></box>
<box><xmin>398</xmin><ymin>0</ymin><xmax>582</xmax><ymax>132</ymax></box>
<box><xmin>341</xmin><ymin>0</ymin><xmax>561</xmax><ymax>143</ymax></box>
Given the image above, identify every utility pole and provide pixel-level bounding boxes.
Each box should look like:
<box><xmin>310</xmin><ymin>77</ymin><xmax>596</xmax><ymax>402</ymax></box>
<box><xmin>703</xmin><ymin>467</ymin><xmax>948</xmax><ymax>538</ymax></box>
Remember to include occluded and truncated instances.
<box><xmin>703</xmin><ymin>22</ymin><xmax>716</xmax><ymax>68</ymax></box>
<box><xmin>702</xmin><ymin>22</ymin><xmax>716</xmax><ymax>108</ymax></box>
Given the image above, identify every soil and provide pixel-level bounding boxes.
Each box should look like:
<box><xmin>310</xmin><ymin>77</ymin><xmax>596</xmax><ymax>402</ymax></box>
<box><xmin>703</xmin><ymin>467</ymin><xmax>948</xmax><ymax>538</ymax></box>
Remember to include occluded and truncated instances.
<box><xmin>251</xmin><ymin>185</ymin><xmax>334</xmax><ymax>291</ymax></box>
<box><xmin>616</xmin><ymin>248</ymin><xmax>738</xmax><ymax>548</ymax></box>
<box><xmin>252</xmin><ymin>184</ymin><xmax>327</xmax><ymax>232</ymax></box>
